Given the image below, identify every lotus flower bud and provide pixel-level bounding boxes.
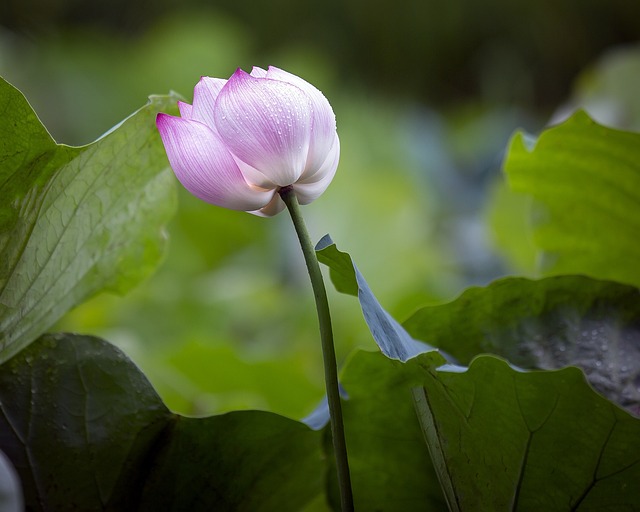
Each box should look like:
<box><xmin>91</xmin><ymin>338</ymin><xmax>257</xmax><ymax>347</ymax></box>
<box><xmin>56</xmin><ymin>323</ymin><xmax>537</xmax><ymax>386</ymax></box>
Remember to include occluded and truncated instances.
<box><xmin>156</xmin><ymin>66</ymin><xmax>339</xmax><ymax>216</ymax></box>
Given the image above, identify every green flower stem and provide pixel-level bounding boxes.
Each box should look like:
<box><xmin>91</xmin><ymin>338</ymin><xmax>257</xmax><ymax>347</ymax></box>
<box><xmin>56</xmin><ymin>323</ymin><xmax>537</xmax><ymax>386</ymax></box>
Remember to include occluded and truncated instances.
<box><xmin>279</xmin><ymin>186</ymin><xmax>354</xmax><ymax>512</ymax></box>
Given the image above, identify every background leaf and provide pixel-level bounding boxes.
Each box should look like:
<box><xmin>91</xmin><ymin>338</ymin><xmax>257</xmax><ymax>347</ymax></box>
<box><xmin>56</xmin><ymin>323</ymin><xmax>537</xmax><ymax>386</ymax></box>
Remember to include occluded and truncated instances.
<box><xmin>0</xmin><ymin>76</ymin><xmax>179</xmax><ymax>363</ymax></box>
<box><xmin>484</xmin><ymin>179</ymin><xmax>537</xmax><ymax>274</ymax></box>
<box><xmin>503</xmin><ymin>111</ymin><xmax>640</xmax><ymax>287</ymax></box>
<box><xmin>0</xmin><ymin>333</ymin><xmax>324</xmax><ymax>511</ymax></box>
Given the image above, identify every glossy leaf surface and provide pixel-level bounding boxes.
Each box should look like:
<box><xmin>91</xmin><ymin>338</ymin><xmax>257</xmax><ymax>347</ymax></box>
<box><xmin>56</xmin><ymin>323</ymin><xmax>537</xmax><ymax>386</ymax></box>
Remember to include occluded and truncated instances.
<box><xmin>0</xmin><ymin>77</ymin><xmax>179</xmax><ymax>363</ymax></box>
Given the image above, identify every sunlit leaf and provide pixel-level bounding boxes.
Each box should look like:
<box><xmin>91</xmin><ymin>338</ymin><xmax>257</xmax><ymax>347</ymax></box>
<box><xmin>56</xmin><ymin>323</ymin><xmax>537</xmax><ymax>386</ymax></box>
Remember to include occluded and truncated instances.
<box><xmin>503</xmin><ymin>111</ymin><xmax>640</xmax><ymax>287</ymax></box>
<box><xmin>0</xmin><ymin>76</ymin><xmax>179</xmax><ymax>363</ymax></box>
<box><xmin>0</xmin><ymin>333</ymin><xmax>324</xmax><ymax>511</ymax></box>
<box><xmin>485</xmin><ymin>178</ymin><xmax>537</xmax><ymax>273</ymax></box>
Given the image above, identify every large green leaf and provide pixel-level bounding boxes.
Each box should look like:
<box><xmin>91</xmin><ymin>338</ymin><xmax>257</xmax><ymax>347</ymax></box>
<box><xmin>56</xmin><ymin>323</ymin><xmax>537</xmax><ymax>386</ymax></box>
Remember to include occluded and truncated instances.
<box><xmin>403</xmin><ymin>276</ymin><xmax>640</xmax><ymax>414</ymax></box>
<box><xmin>0</xmin><ymin>333</ymin><xmax>324</xmax><ymax>511</ymax></box>
<box><xmin>0</xmin><ymin>333</ymin><xmax>168</xmax><ymax>510</ymax></box>
<box><xmin>319</xmin><ymin>234</ymin><xmax>640</xmax><ymax>415</ymax></box>
<box><xmin>0</xmin><ymin>76</ymin><xmax>179</xmax><ymax>363</ymax></box>
<box><xmin>503</xmin><ymin>111</ymin><xmax>640</xmax><ymax>287</ymax></box>
<box><xmin>336</xmin><ymin>348</ymin><xmax>640</xmax><ymax>511</ymax></box>
<box><xmin>138</xmin><ymin>412</ymin><xmax>323</xmax><ymax>511</ymax></box>
<box><xmin>409</xmin><ymin>354</ymin><xmax>640</xmax><ymax>511</ymax></box>
<box><xmin>318</xmin><ymin>237</ymin><xmax>640</xmax><ymax>509</ymax></box>
<box><xmin>336</xmin><ymin>351</ymin><xmax>447</xmax><ymax>511</ymax></box>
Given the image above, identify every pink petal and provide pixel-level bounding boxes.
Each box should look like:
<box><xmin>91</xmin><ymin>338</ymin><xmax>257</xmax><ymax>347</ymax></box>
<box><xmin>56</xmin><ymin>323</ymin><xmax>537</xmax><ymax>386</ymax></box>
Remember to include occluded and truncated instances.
<box><xmin>296</xmin><ymin>133</ymin><xmax>340</xmax><ymax>185</ymax></box>
<box><xmin>250</xmin><ymin>66</ymin><xmax>268</xmax><ymax>78</ymax></box>
<box><xmin>178</xmin><ymin>101</ymin><xmax>193</xmax><ymax>119</ymax></box>
<box><xmin>191</xmin><ymin>76</ymin><xmax>227</xmax><ymax>131</ymax></box>
<box><xmin>156</xmin><ymin>113</ymin><xmax>274</xmax><ymax>211</ymax></box>
<box><xmin>265</xmin><ymin>66</ymin><xmax>338</xmax><ymax>180</ymax></box>
<box><xmin>249</xmin><ymin>194</ymin><xmax>286</xmax><ymax>217</ymax></box>
<box><xmin>214</xmin><ymin>69</ymin><xmax>313</xmax><ymax>187</ymax></box>
<box><xmin>294</xmin><ymin>135</ymin><xmax>340</xmax><ymax>204</ymax></box>
<box><xmin>233</xmin><ymin>157</ymin><xmax>278</xmax><ymax>189</ymax></box>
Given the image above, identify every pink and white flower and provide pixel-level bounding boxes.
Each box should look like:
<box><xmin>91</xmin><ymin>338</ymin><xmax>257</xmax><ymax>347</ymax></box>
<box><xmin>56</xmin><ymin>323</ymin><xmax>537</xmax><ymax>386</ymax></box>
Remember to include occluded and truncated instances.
<box><xmin>156</xmin><ymin>66</ymin><xmax>340</xmax><ymax>216</ymax></box>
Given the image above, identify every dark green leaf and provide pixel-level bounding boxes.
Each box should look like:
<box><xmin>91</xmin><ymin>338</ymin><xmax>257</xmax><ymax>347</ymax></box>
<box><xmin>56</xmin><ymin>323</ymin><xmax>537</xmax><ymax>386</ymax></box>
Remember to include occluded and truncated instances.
<box><xmin>503</xmin><ymin>111</ymin><xmax>640</xmax><ymax>287</ymax></box>
<box><xmin>138</xmin><ymin>412</ymin><xmax>323</xmax><ymax>511</ymax></box>
<box><xmin>0</xmin><ymin>333</ymin><xmax>324</xmax><ymax>511</ymax></box>
<box><xmin>0</xmin><ymin>333</ymin><xmax>170</xmax><ymax>510</ymax></box>
<box><xmin>320</xmin><ymin>239</ymin><xmax>640</xmax><ymax>508</ymax></box>
<box><xmin>334</xmin><ymin>347</ymin><xmax>640</xmax><ymax>511</ymax></box>
<box><xmin>0</xmin><ymin>76</ymin><xmax>179</xmax><ymax>363</ymax></box>
<box><xmin>336</xmin><ymin>350</ymin><xmax>447</xmax><ymax>511</ymax></box>
<box><xmin>403</xmin><ymin>276</ymin><xmax>640</xmax><ymax>414</ymax></box>
<box><xmin>410</xmin><ymin>354</ymin><xmax>640</xmax><ymax>510</ymax></box>
<box><xmin>319</xmin><ymin>233</ymin><xmax>640</xmax><ymax>413</ymax></box>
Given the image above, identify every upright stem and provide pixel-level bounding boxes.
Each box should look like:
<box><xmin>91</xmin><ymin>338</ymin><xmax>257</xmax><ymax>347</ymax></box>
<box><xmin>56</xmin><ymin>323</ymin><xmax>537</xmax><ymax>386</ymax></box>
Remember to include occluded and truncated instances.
<box><xmin>279</xmin><ymin>186</ymin><xmax>354</xmax><ymax>512</ymax></box>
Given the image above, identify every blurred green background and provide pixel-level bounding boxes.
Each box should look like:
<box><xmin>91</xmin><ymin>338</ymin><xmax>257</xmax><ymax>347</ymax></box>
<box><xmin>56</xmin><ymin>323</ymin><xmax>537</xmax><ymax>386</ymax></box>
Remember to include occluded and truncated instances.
<box><xmin>1</xmin><ymin>1</ymin><xmax>639</xmax><ymax>420</ymax></box>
